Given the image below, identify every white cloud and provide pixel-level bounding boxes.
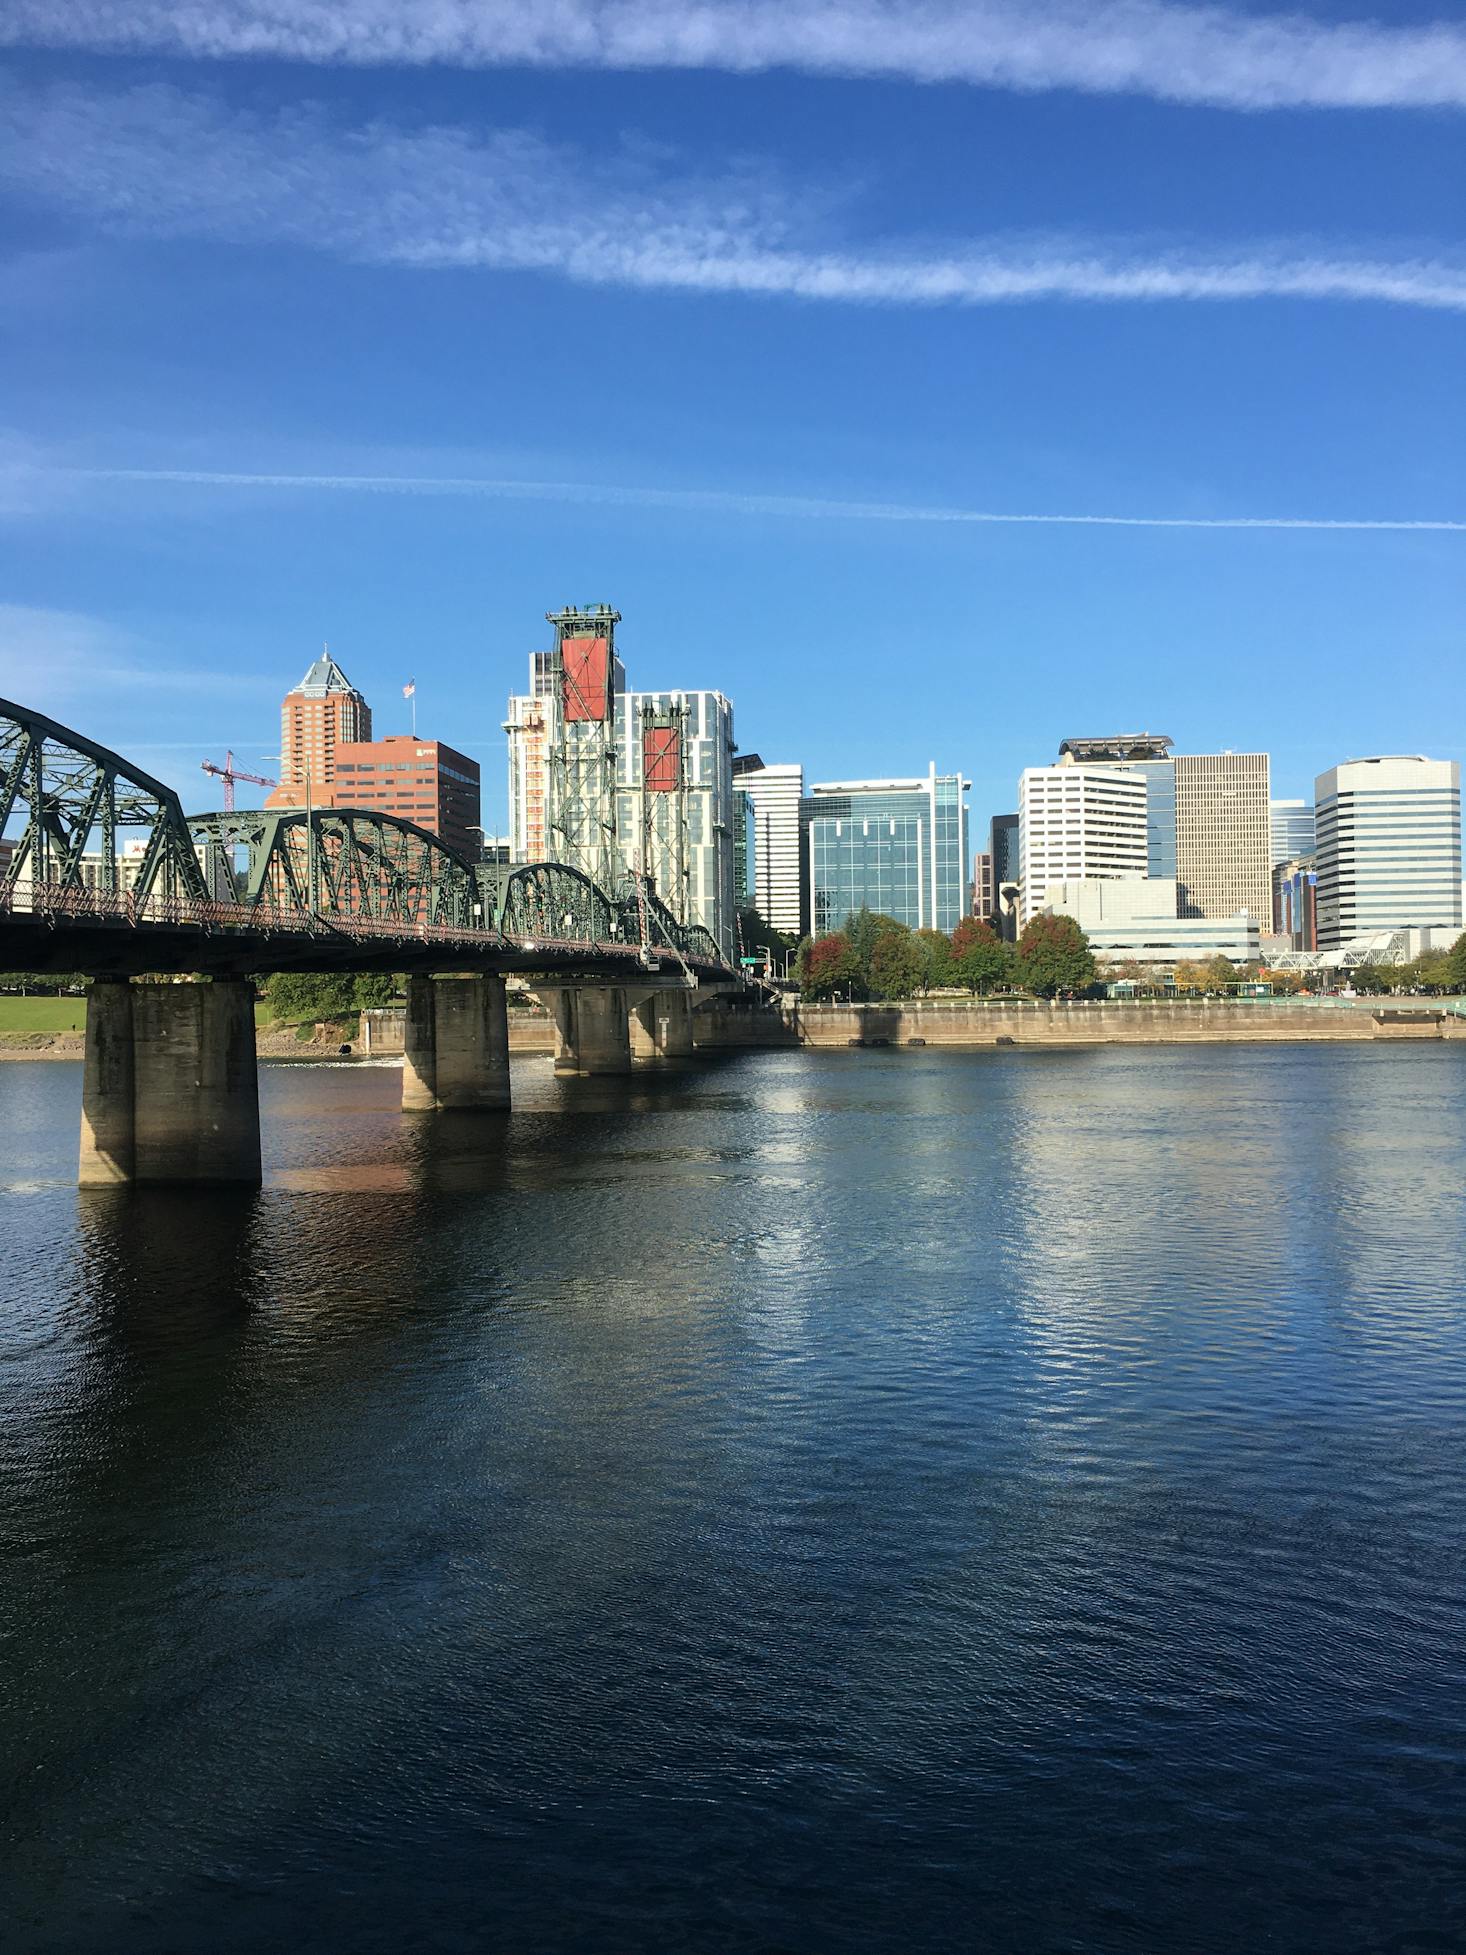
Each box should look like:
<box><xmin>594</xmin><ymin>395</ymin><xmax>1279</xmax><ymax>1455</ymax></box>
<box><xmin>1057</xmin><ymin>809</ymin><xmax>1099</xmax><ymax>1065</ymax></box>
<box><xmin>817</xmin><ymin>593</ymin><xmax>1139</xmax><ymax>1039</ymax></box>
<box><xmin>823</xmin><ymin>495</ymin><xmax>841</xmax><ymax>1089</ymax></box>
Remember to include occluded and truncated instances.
<box><xmin>3</xmin><ymin>78</ymin><xmax>1464</xmax><ymax>314</ymax></box>
<box><xmin>3</xmin><ymin>0</ymin><xmax>1466</xmax><ymax>113</ymax></box>
<box><xmin>0</xmin><ymin>603</ymin><xmax>269</xmax><ymax>713</ymax></box>
<box><xmin>38</xmin><ymin>464</ymin><xmax>1466</xmax><ymax>532</ymax></box>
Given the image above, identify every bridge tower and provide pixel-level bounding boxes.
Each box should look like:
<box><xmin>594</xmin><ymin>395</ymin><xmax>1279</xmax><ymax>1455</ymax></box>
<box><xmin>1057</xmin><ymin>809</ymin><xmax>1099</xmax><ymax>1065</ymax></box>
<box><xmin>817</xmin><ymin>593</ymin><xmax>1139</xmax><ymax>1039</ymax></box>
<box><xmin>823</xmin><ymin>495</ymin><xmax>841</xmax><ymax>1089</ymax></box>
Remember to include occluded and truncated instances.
<box><xmin>637</xmin><ymin>700</ymin><xmax>691</xmax><ymax>925</ymax></box>
<box><xmin>545</xmin><ymin>604</ymin><xmax>620</xmax><ymax>895</ymax></box>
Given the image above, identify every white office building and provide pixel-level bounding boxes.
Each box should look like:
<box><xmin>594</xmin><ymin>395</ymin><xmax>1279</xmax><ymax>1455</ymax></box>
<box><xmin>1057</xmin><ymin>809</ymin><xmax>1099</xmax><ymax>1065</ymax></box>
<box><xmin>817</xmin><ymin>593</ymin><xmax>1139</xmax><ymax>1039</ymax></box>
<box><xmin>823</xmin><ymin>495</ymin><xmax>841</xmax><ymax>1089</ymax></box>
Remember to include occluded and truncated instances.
<box><xmin>1018</xmin><ymin>766</ymin><xmax>1148</xmax><ymax>923</ymax></box>
<box><xmin>1040</xmin><ymin>877</ymin><xmax>1261</xmax><ymax>966</ymax></box>
<box><xmin>732</xmin><ymin>759</ymin><xmax>805</xmax><ymax>939</ymax></box>
<box><xmin>1314</xmin><ymin>756</ymin><xmax>1462</xmax><ymax>950</ymax></box>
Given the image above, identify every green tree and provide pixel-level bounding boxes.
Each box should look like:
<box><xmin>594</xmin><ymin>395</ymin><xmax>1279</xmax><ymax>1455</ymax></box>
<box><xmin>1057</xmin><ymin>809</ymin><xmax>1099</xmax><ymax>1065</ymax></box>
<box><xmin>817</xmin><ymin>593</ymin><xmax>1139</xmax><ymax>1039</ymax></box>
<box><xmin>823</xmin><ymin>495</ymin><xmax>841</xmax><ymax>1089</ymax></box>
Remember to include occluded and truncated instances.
<box><xmin>1014</xmin><ymin>914</ymin><xmax>1096</xmax><ymax>998</ymax></box>
<box><xmin>737</xmin><ymin>907</ymin><xmax>795</xmax><ymax>964</ymax></box>
<box><xmin>844</xmin><ymin>907</ymin><xmax>905</xmax><ymax>973</ymax></box>
<box><xmin>951</xmin><ymin>920</ymin><xmax>1010</xmax><ymax>994</ymax></box>
<box><xmin>353</xmin><ymin>973</ymin><xmax>397</xmax><ymax>1009</ymax></box>
<box><xmin>913</xmin><ymin>928</ymin><xmax>954</xmax><ymax>991</ymax></box>
<box><xmin>0</xmin><ymin>972</ymin><xmax>90</xmax><ymax>994</ymax></box>
<box><xmin>797</xmin><ymin>933</ymin><xmax>866</xmax><ymax>1002</ymax></box>
<box><xmin>1349</xmin><ymin>964</ymin><xmax>1390</xmax><ymax>995</ymax></box>
<box><xmin>869</xmin><ymin>930</ymin><xmax>928</xmax><ymax>999</ymax></box>
<box><xmin>1448</xmin><ymin>933</ymin><xmax>1466</xmax><ymax>992</ymax></box>
<box><xmin>1404</xmin><ymin>953</ymin><xmax>1452</xmax><ymax>993</ymax></box>
<box><xmin>265</xmin><ymin>971</ymin><xmax>359</xmax><ymax>1022</ymax></box>
<box><xmin>1201</xmin><ymin>954</ymin><xmax>1239</xmax><ymax>994</ymax></box>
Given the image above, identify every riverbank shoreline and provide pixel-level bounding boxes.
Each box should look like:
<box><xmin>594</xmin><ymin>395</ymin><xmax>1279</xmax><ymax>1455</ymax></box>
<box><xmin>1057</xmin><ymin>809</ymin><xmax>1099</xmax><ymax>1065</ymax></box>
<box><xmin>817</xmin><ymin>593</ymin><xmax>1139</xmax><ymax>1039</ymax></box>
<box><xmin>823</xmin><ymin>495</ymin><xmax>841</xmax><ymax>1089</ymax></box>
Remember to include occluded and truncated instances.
<box><xmin>6</xmin><ymin>995</ymin><xmax>1465</xmax><ymax>1058</ymax></box>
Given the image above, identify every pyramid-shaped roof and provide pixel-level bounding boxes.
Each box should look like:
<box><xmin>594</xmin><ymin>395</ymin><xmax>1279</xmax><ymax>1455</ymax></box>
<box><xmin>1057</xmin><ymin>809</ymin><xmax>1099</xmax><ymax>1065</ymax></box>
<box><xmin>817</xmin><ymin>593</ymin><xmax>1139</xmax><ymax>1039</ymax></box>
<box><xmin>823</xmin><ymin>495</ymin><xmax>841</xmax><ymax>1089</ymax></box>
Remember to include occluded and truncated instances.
<box><xmin>294</xmin><ymin>654</ymin><xmax>359</xmax><ymax>698</ymax></box>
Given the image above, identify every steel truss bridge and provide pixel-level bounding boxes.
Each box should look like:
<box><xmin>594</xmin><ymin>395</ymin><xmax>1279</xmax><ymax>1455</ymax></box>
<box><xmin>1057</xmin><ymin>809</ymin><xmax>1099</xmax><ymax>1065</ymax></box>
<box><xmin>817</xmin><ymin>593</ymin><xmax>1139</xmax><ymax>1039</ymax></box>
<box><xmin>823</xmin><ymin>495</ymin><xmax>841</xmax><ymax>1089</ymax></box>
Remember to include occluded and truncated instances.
<box><xmin>0</xmin><ymin>698</ymin><xmax>731</xmax><ymax>981</ymax></box>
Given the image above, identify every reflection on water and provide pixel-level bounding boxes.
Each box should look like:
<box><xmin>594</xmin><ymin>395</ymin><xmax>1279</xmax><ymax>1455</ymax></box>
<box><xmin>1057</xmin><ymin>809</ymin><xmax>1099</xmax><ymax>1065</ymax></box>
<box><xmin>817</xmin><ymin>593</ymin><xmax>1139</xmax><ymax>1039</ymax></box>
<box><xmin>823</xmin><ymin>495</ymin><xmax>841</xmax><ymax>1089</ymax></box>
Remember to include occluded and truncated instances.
<box><xmin>2</xmin><ymin>1046</ymin><xmax>1465</xmax><ymax>1954</ymax></box>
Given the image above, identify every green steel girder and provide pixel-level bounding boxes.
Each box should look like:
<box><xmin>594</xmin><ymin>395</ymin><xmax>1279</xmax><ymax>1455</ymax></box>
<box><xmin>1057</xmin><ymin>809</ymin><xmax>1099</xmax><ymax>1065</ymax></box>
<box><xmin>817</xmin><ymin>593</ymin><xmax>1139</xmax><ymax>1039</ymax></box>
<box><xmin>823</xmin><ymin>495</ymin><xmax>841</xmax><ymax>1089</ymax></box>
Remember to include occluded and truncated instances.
<box><xmin>0</xmin><ymin>696</ymin><xmax>209</xmax><ymax>903</ymax></box>
<box><xmin>498</xmin><ymin>861</ymin><xmax>617</xmax><ymax>943</ymax></box>
<box><xmin>186</xmin><ymin>808</ymin><xmax>492</xmax><ymax>933</ymax></box>
<box><xmin>682</xmin><ymin>924</ymin><xmax>720</xmax><ymax>963</ymax></box>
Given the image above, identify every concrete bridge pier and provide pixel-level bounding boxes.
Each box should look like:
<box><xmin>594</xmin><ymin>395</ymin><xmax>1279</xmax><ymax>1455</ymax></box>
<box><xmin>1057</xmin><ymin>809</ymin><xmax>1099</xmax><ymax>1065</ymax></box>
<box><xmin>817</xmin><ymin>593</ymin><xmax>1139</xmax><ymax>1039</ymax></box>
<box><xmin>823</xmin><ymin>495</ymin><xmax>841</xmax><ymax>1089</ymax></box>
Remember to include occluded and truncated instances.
<box><xmin>628</xmin><ymin>988</ymin><xmax>696</xmax><ymax>1062</ymax></box>
<box><xmin>401</xmin><ymin>975</ymin><xmax>511</xmax><ymax>1110</ymax></box>
<box><xmin>79</xmin><ymin>978</ymin><xmax>261</xmax><ymax>1186</ymax></box>
<box><xmin>538</xmin><ymin>984</ymin><xmax>633</xmax><ymax>1075</ymax></box>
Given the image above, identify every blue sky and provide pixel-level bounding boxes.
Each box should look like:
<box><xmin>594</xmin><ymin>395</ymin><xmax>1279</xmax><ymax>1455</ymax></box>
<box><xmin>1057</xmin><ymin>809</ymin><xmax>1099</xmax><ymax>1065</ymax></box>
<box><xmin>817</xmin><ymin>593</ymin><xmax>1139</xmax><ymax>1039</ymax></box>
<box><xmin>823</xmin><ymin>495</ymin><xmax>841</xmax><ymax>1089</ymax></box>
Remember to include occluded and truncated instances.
<box><xmin>1</xmin><ymin>0</ymin><xmax>1463</xmax><ymax>835</ymax></box>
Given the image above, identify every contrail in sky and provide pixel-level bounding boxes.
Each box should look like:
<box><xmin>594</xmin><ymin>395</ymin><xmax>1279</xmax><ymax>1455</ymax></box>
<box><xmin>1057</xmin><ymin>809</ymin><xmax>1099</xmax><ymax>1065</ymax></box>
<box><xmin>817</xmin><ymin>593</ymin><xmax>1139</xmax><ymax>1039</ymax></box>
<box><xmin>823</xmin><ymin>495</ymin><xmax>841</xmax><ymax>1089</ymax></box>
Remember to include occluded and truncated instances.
<box><xmin>57</xmin><ymin>467</ymin><xmax>1466</xmax><ymax>532</ymax></box>
<box><xmin>5</xmin><ymin>0</ymin><xmax>1466</xmax><ymax>115</ymax></box>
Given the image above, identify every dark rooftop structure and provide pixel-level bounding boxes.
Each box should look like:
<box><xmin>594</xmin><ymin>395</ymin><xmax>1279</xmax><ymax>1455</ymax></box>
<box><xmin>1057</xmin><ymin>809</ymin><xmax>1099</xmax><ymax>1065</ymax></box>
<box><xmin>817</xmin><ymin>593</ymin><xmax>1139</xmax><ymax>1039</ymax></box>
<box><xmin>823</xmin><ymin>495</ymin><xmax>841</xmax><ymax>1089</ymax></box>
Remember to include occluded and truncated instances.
<box><xmin>1058</xmin><ymin>734</ymin><xmax>1175</xmax><ymax>764</ymax></box>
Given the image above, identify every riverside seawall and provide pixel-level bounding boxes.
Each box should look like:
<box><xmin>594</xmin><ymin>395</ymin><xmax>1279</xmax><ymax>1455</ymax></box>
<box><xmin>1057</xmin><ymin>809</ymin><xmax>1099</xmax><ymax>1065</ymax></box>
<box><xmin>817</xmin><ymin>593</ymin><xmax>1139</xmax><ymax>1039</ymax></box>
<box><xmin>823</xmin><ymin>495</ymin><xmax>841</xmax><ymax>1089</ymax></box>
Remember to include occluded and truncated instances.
<box><xmin>691</xmin><ymin>998</ymin><xmax>1466</xmax><ymax>1048</ymax></box>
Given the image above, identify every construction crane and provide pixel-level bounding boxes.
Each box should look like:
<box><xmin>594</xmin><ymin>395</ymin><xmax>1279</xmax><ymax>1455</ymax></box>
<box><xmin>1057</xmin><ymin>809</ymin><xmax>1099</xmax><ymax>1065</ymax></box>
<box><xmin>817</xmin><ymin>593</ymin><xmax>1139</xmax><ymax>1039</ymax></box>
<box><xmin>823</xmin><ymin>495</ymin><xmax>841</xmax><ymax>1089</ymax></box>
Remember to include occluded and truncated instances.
<box><xmin>201</xmin><ymin>750</ymin><xmax>277</xmax><ymax>812</ymax></box>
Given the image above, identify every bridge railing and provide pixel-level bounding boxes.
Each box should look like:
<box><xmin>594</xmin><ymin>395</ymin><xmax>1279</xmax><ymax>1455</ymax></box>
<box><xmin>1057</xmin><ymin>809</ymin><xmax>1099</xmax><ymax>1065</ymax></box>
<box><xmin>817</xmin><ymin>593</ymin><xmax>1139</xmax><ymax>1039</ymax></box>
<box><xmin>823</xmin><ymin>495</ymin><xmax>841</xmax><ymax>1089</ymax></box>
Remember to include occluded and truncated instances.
<box><xmin>0</xmin><ymin>880</ymin><xmax>732</xmax><ymax>970</ymax></box>
<box><xmin>0</xmin><ymin>881</ymin><xmax>496</xmax><ymax>945</ymax></box>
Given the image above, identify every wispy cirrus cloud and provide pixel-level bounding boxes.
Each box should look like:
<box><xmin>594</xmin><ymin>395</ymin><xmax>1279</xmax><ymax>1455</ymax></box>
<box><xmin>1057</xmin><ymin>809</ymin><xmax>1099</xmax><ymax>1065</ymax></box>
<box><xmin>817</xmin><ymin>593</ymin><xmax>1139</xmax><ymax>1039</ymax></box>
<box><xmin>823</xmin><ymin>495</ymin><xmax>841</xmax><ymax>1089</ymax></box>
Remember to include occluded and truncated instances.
<box><xmin>2</xmin><ymin>77</ymin><xmax>1464</xmax><ymax>315</ymax></box>
<box><xmin>28</xmin><ymin>463</ymin><xmax>1466</xmax><ymax>533</ymax></box>
<box><xmin>3</xmin><ymin>0</ymin><xmax>1466</xmax><ymax>114</ymax></box>
<box><xmin>0</xmin><ymin>603</ymin><xmax>271</xmax><ymax>712</ymax></box>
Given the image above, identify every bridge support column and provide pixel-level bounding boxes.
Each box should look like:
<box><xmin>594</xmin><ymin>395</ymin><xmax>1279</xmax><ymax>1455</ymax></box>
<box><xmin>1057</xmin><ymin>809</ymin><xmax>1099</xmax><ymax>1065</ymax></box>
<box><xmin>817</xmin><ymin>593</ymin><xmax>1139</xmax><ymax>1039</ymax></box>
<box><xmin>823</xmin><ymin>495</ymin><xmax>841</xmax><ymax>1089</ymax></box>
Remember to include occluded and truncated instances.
<box><xmin>402</xmin><ymin>975</ymin><xmax>510</xmax><ymax>1110</ymax></box>
<box><xmin>629</xmin><ymin>989</ymin><xmax>695</xmax><ymax>1061</ymax></box>
<box><xmin>81</xmin><ymin>979</ymin><xmax>261</xmax><ymax>1185</ymax></box>
<box><xmin>79</xmin><ymin>978</ymin><xmax>136</xmax><ymax>1184</ymax></box>
<box><xmin>540</xmin><ymin>985</ymin><xmax>632</xmax><ymax>1076</ymax></box>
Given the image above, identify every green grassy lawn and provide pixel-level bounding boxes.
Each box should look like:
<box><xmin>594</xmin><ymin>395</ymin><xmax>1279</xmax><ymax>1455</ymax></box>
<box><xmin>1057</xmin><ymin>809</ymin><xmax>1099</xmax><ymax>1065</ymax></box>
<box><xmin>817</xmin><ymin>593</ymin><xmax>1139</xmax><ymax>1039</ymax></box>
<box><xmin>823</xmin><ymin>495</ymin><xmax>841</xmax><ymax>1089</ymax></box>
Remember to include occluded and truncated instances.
<box><xmin>0</xmin><ymin>996</ymin><xmax>89</xmax><ymax>1034</ymax></box>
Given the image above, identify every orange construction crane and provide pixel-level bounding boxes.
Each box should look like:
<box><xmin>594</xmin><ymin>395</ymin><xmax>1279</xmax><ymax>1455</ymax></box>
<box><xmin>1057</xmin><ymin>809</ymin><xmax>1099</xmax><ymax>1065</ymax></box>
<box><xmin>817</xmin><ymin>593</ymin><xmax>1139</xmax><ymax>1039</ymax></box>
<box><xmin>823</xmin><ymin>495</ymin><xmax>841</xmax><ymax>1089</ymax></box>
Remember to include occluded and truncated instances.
<box><xmin>202</xmin><ymin>750</ymin><xmax>277</xmax><ymax>812</ymax></box>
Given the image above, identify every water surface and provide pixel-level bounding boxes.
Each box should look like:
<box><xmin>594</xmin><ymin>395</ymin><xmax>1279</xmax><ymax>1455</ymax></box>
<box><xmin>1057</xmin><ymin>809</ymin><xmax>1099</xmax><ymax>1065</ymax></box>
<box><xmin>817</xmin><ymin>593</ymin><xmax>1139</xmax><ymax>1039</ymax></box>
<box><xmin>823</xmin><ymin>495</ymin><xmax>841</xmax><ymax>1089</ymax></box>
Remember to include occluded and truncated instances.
<box><xmin>3</xmin><ymin>1047</ymin><xmax>1464</xmax><ymax>1952</ymax></box>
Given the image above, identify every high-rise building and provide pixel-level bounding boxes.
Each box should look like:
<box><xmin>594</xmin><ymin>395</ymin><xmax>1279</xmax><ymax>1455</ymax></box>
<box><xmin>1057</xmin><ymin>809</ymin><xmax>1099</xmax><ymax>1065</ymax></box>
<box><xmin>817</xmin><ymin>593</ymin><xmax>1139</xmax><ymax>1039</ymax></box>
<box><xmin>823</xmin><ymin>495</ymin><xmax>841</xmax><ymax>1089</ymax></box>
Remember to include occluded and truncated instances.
<box><xmin>266</xmin><ymin>653</ymin><xmax>372</xmax><ymax>809</ymax></box>
<box><xmin>988</xmin><ymin>813</ymin><xmax>1020</xmax><ymax>937</ymax></box>
<box><xmin>505</xmin><ymin>636</ymin><xmax>627</xmax><ymax>866</ymax></box>
<box><xmin>331</xmin><ymin>735</ymin><xmax>482</xmax><ymax>859</ymax></box>
<box><xmin>1056</xmin><ymin>736</ymin><xmax>1269</xmax><ymax>922</ymax></box>
<box><xmin>973</xmin><ymin>851</ymin><xmax>995</xmax><ymax>921</ymax></box>
<box><xmin>1272</xmin><ymin>854</ymin><xmax>1317</xmax><ymax>949</ymax></box>
<box><xmin>732</xmin><ymin>776</ymin><xmax>756</xmax><ymax>908</ymax></box>
<box><xmin>805</xmin><ymin>767</ymin><xmax>970</xmax><ymax>936</ymax></box>
<box><xmin>1018</xmin><ymin>766</ymin><xmax>1147</xmax><ymax>922</ymax></box>
<box><xmin>1058</xmin><ymin>736</ymin><xmax>1177</xmax><ymax>879</ymax></box>
<box><xmin>1314</xmin><ymin>756</ymin><xmax>1462</xmax><ymax>949</ymax></box>
<box><xmin>1270</xmin><ymin>798</ymin><xmax>1315</xmax><ymax>867</ymax></box>
<box><xmin>1173</xmin><ymin>752</ymin><xmax>1271</xmax><ymax>923</ymax></box>
<box><xmin>617</xmin><ymin>689</ymin><xmax>737</xmax><ymax>963</ymax></box>
<box><xmin>732</xmin><ymin>757</ymin><xmax>806</xmax><ymax>939</ymax></box>
<box><xmin>506</xmin><ymin>626</ymin><xmax>736</xmax><ymax>959</ymax></box>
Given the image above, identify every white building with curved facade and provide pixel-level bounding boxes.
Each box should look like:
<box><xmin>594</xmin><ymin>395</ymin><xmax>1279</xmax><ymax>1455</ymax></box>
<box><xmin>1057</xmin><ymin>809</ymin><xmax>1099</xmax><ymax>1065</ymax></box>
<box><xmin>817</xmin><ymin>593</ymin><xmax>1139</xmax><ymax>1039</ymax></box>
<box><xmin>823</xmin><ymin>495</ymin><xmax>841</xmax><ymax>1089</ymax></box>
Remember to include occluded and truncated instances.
<box><xmin>1313</xmin><ymin>756</ymin><xmax>1461</xmax><ymax>950</ymax></box>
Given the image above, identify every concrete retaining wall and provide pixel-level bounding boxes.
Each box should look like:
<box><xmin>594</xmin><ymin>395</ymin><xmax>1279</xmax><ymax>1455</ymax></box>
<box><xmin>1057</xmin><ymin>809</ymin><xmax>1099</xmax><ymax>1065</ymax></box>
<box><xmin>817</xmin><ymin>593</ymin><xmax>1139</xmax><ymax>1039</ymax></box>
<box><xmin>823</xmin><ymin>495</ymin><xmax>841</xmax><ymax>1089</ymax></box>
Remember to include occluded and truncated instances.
<box><xmin>361</xmin><ymin>1003</ymin><xmax>554</xmax><ymax>1055</ymax></box>
<box><xmin>693</xmin><ymin>998</ymin><xmax>1466</xmax><ymax>1048</ymax></box>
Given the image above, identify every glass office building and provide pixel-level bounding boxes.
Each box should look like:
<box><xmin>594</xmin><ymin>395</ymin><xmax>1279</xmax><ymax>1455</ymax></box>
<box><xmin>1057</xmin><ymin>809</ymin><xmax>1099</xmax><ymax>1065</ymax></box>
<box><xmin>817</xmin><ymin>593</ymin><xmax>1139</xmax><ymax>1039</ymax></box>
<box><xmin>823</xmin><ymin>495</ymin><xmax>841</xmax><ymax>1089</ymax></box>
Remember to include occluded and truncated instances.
<box><xmin>805</xmin><ymin>767</ymin><xmax>970</xmax><ymax>935</ymax></box>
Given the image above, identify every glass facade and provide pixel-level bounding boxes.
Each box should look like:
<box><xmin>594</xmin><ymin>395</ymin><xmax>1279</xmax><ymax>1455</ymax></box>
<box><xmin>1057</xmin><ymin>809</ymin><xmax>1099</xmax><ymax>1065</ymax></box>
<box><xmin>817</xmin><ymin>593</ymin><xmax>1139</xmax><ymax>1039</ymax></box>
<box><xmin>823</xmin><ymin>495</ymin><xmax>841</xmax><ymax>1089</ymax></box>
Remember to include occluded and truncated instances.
<box><xmin>805</xmin><ymin>769</ymin><xmax>969</xmax><ymax>936</ymax></box>
<box><xmin>1125</xmin><ymin>758</ymin><xmax>1177</xmax><ymax>879</ymax></box>
<box><xmin>990</xmin><ymin>814</ymin><xmax>1019</xmax><ymax>888</ymax></box>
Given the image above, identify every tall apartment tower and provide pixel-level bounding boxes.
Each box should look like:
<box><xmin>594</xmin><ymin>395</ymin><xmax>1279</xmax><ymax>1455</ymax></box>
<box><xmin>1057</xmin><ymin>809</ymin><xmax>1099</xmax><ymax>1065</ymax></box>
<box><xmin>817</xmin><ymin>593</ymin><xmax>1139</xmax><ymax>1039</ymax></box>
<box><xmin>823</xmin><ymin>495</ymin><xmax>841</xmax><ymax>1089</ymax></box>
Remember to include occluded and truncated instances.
<box><xmin>1314</xmin><ymin>756</ymin><xmax>1462</xmax><ymax>949</ymax></box>
<box><xmin>266</xmin><ymin>653</ymin><xmax>372</xmax><ymax>809</ymax></box>
<box><xmin>505</xmin><ymin>638</ymin><xmax>626</xmax><ymax>867</ymax></box>
<box><xmin>732</xmin><ymin>757</ymin><xmax>806</xmax><ymax>939</ymax></box>
<box><xmin>1018</xmin><ymin>766</ymin><xmax>1147</xmax><ymax>923</ymax></box>
<box><xmin>616</xmin><ymin>689</ymin><xmax>738</xmax><ymax>963</ymax></box>
<box><xmin>1173</xmin><ymin>753</ymin><xmax>1271</xmax><ymax>923</ymax></box>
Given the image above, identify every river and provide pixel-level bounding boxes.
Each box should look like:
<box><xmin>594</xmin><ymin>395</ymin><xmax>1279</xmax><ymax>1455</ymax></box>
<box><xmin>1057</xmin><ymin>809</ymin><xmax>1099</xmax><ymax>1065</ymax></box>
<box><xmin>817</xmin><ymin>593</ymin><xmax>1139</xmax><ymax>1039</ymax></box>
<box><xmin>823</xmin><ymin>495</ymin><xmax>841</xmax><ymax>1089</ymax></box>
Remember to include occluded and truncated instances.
<box><xmin>3</xmin><ymin>1046</ymin><xmax>1464</xmax><ymax>1952</ymax></box>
